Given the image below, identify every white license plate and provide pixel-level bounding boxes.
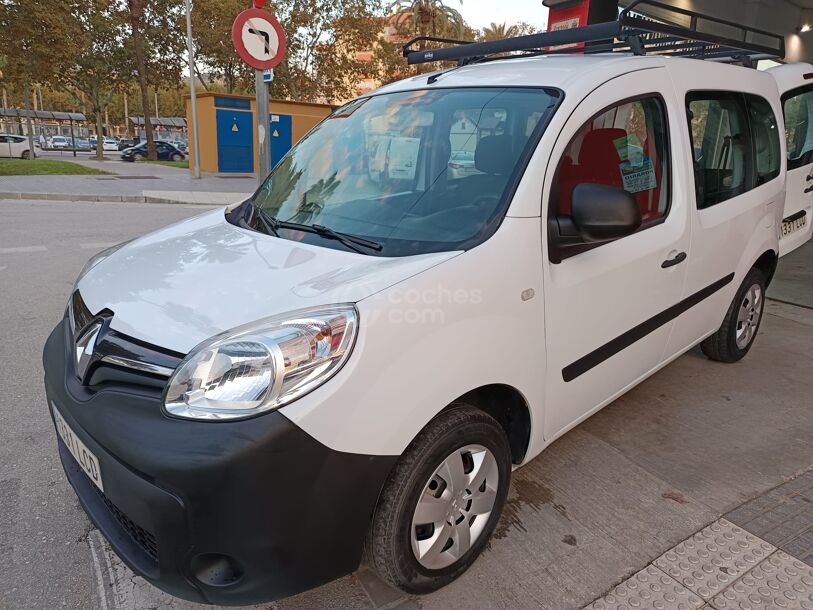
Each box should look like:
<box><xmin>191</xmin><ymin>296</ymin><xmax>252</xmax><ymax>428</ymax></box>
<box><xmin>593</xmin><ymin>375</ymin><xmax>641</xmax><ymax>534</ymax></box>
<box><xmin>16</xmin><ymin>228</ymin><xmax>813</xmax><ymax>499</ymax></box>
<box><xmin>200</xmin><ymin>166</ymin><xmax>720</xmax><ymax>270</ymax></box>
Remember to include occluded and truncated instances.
<box><xmin>52</xmin><ymin>403</ymin><xmax>104</xmax><ymax>492</ymax></box>
<box><xmin>782</xmin><ymin>213</ymin><xmax>807</xmax><ymax>237</ymax></box>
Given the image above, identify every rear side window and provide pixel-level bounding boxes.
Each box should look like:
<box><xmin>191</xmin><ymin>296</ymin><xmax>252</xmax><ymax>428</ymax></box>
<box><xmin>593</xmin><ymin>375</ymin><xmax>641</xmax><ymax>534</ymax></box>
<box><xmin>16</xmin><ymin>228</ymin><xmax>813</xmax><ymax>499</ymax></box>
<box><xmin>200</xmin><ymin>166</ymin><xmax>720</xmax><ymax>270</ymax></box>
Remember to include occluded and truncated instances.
<box><xmin>747</xmin><ymin>96</ymin><xmax>780</xmax><ymax>185</ymax></box>
<box><xmin>554</xmin><ymin>96</ymin><xmax>670</xmax><ymax>224</ymax></box>
<box><xmin>687</xmin><ymin>92</ymin><xmax>780</xmax><ymax>209</ymax></box>
<box><xmin>782</xmin><ymin>86</ymin><xmax>813</xmax><ymax>170</ymax></box>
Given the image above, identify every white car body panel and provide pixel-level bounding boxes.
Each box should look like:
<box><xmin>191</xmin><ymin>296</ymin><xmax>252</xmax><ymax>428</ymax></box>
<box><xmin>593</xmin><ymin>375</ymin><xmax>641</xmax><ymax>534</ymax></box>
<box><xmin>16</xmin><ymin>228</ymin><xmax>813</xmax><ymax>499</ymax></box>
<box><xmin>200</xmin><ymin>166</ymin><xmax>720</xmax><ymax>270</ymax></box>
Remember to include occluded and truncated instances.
<box><xmin>77</xmin><ymin>210</ymin><xmax>460</xmax><ymax>354</ymax></box>
<box><xmin>76</xmin><ymin>54</ymin><xmax>782</xmax><ymax>459</ymax></box>
<box><xmin>768</xmin><ymin>62</ymin><xmax>813</xmax><ymax>255</ymax></box>
<box><xmin>0</xmin><ymin>134</ymin><xmax>31</xmax><ymax>158</ymax></box>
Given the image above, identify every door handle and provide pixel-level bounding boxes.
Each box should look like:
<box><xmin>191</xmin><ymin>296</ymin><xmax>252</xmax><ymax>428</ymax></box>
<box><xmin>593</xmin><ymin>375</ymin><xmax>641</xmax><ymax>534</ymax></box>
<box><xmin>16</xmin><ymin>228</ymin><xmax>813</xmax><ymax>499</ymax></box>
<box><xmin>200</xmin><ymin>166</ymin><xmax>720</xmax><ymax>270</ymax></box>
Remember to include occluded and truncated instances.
<box><xmin>806</xmin><ymin>172</ymin><xmax>813</xmax><ymax>182</ymax></box>
<box><xmin>661</xmin><ymin>251</ymin><xmax>687</xmax><ymax>268</ymax></box>
<box><xmin>806</xmin><ymin>184</ymin><xmax>813</xmax><ymax>194</ymax></box>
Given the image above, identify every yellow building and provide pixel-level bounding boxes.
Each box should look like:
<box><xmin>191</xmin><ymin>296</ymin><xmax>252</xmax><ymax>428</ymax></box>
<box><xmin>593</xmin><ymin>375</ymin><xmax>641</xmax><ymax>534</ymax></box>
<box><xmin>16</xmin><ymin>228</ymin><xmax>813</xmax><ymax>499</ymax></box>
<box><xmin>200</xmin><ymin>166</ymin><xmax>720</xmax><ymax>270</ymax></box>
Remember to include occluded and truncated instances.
<box><xmin>185</xmin><ymin>93</ymin><xmax>333</xmax><ymax>175</ymax></box>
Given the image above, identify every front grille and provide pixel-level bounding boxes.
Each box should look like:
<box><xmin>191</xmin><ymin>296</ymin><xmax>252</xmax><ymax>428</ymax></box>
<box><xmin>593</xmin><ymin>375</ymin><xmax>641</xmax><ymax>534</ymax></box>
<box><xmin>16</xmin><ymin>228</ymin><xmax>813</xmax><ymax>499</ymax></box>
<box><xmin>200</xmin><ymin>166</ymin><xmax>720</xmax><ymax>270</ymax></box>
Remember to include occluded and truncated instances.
<box><xmin>91</xmin><ymin>485</ymin><xmax>159</xmax><ymax>561</ymax></box>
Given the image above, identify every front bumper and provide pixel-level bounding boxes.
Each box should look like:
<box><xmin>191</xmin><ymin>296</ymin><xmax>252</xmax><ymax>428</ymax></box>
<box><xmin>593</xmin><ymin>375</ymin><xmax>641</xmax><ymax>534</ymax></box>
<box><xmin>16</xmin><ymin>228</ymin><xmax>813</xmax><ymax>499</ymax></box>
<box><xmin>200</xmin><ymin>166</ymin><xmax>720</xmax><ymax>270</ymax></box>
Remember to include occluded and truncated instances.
<box><xmin>43</xmin><ymin>319</ymin><xmax>396</xmax><ymax>605</ymax></box>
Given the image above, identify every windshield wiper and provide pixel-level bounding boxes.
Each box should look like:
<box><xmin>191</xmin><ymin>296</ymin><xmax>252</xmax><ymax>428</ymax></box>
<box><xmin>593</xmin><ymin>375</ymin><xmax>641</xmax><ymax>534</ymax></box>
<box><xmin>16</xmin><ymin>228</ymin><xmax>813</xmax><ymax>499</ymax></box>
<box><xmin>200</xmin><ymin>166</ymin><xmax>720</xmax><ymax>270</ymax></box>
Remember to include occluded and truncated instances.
<box><xmin>308</xmin><ymin>224</ymin><xmax>384</xmax><ymax>254</ymax></box>
<box><xmin>249</xmin><ymin>204</ymin><xmax>383</xmax><ymax>254</ymax></box>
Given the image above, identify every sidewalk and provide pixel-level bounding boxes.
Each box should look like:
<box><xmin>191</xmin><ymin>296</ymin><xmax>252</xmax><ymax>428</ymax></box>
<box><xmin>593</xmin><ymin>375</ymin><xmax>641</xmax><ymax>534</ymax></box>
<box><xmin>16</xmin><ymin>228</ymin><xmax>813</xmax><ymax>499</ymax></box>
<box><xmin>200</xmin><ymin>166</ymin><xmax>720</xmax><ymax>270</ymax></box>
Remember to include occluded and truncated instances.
<box><xmin>0</xmin><ymin>155</ymin><xmax>254</xmax><ymax>205</ymax></box>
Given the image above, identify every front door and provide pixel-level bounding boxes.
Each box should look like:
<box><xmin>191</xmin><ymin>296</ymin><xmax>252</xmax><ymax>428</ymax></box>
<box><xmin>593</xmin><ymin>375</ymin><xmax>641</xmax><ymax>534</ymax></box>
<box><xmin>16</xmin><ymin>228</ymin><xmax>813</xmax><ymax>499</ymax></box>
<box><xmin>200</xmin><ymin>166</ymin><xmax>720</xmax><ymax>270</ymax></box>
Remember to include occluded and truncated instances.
<box><xmin>542</xmin><ymin>69</ymin><xmax>691</xmax><ymax>440</ymax></box>
<box><xmin>769</xmin><ymin>64</ymin><xmax>813</xmax><ymax>255</ymax></box>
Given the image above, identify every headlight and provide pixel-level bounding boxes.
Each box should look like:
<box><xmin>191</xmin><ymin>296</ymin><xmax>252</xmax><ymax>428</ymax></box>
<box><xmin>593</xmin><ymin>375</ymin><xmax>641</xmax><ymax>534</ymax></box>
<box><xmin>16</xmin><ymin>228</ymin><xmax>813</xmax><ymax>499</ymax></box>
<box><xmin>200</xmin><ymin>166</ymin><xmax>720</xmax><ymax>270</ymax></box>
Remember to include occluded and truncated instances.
<box><xmin>76</xmin><ymin>240</ymin><xmax>131</xmax><ymax>285</ymax></box>
<box><xmin>163</xmin><ymin>305</ymin><xmax>358</xmax><ymax>421</ymax></box>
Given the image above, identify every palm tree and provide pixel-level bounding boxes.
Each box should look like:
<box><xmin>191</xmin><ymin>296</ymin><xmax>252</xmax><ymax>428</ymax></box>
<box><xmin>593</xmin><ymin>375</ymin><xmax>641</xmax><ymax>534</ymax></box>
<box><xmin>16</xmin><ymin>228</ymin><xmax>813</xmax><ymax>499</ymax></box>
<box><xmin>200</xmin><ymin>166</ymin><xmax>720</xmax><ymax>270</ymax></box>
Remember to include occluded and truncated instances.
<box><xmin>389</xmin><ymin>1</ymin><xmax>466</xmax><ymax>40</ymax></box>
<box><xmin>481</xmin><ymin>21</ymin><xmax>536</xmax><ymax>42</ymax></box>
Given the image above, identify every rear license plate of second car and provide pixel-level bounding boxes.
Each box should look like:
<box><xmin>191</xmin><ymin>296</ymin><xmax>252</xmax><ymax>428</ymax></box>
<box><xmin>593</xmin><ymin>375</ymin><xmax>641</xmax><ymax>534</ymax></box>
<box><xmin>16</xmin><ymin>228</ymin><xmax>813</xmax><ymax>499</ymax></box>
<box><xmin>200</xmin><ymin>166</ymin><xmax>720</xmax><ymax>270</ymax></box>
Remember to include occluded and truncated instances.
<box><xmin>52</xmin><ymin>403</ymin><xmax>104</xmax><ymax>492</ymax></box>
<box><xmin>782</xmin><ymin>213</ymin><xmax>807</xmax><ymax>237</ymax></box>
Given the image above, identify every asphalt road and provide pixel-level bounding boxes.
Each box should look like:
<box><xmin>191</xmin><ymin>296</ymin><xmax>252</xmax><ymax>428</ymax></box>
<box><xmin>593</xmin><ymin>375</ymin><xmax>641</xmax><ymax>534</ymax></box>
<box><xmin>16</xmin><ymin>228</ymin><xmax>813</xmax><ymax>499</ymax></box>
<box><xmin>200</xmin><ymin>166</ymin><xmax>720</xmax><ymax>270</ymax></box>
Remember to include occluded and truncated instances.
<box><xmin>1</xmin><ymin>199</ymin><xmax>811</xmax><ymax>610</ymax></box>
<box><xmin>0</xmin><ymin>200</ymin><xmax>204</xmax><ymax>610</ymax></box>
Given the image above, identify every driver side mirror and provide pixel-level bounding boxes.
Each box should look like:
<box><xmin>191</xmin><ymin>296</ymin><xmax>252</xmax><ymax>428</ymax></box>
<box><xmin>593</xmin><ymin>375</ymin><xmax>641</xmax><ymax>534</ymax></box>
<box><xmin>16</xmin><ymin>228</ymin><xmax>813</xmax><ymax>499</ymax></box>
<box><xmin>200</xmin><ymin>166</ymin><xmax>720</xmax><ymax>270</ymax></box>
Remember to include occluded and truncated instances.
<box><xmin>571</xmin><ymin>183</ymin><xmax>642</xmax><ymax>242</ymax></box>
<box><xmin>549</xmin><ymin>183</ymin><xmax>642</xmax><ymax>263</ymax></box>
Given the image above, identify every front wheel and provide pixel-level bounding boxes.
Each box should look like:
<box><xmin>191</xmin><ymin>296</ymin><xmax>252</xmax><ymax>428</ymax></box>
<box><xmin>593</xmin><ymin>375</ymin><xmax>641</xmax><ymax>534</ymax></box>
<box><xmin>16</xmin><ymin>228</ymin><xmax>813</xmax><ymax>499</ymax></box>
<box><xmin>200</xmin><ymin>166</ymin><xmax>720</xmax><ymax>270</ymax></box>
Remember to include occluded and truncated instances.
<box><xmin>365</xmin><ymin>405</ymin><xmax>511</xmax><ymax>594</ymax></box>
<box><xmin>171</xmin><ymin>153</ymin><xmax>183</xmax><ymax>161</ymax></box>
<box><xmin>701</xmin><ymin>267</ymin><xmax>766</xmax><ymax>362</ymax></box>
<box><xmin>21</xmin><ymin>150</ymin><xmax>31</xmax><ymax>160</ymax></box>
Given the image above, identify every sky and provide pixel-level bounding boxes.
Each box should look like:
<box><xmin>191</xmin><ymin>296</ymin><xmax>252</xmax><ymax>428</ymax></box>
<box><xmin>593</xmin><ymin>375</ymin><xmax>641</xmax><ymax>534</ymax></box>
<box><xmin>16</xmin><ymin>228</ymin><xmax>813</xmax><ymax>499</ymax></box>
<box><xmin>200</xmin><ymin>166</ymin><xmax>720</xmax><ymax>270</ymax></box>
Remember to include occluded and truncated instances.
<box><xmin>455</xmin><ymin>1</ymin><xmax>549</xmax><ymax>31</ymax></box>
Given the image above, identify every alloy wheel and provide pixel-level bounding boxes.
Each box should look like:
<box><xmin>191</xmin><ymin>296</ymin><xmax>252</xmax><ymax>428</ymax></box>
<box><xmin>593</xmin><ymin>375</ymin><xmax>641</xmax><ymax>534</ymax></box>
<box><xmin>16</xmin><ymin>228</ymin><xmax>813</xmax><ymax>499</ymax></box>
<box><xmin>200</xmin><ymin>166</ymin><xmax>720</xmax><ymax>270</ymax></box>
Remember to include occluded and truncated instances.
<box><xmin>735</xmin><ymin>283</ymin><xmax>763</xmax><ymax>349</ymax></box>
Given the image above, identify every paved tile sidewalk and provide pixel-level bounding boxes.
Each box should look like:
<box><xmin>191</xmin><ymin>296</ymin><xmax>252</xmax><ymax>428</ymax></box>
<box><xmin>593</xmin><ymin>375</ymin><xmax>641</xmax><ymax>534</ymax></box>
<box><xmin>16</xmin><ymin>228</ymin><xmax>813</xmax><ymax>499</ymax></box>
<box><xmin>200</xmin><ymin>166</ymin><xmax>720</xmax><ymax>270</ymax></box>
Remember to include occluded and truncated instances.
<box><xmin>585</xmin><ymin>472</ymin><xmax>813</xmax><ymax>610</ymax></box>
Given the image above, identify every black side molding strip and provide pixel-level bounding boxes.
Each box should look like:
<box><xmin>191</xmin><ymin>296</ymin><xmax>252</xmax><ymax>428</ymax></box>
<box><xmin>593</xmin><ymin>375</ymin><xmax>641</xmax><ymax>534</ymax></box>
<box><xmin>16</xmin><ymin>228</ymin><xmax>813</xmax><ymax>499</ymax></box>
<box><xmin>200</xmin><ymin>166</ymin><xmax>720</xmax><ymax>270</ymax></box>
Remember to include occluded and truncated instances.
<box><xmin>562</xmin><ymin>272</ymin><xmax>736</xmax><ymax>382</ymax></box>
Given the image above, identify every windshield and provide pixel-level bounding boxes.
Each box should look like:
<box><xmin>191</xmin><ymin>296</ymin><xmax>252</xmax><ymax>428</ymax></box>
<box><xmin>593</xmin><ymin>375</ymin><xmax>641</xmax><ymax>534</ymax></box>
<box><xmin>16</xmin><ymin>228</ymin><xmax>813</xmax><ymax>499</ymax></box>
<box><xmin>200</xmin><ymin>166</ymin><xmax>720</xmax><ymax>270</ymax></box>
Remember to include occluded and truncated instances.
<box><xmin>249</xmin><ymin>87</ymin><xmax>560</xmax><ymax>256</ymax></box>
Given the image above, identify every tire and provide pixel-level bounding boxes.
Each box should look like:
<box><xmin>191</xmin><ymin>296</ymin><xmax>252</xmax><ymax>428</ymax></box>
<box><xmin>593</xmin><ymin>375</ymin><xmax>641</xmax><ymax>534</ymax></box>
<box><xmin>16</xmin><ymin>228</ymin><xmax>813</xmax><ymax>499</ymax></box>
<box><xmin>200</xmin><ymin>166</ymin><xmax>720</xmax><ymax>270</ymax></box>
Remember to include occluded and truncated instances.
<box><xmin>701</xmin><ymin>267</ymin><xmax>766</xmax><ymax>363</ymax></box>
<box><xmin>365</xmin><ymin>405</ymin><xmax>511</xmax><ymax>594</ymax></box>
<box><xmin>171</xmin><ymin>153</ymin><xmax>183</xmax><ymax>161</ymax></box>
<box><xmin>21</xmin><ymin>150</ymin><xmax>30</xmax><ymax>160</ymax></box>
<box><xmin>134</xmin><ymin>153</ymin><xmax>146</xmax><ymax>162</ymax></box>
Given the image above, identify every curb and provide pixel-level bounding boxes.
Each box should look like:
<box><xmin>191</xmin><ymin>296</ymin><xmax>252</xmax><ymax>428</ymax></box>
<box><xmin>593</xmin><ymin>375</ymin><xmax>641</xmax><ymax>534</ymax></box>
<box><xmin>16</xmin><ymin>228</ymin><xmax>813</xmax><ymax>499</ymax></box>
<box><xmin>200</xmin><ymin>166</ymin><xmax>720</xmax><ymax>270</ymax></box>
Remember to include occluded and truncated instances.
<box><xmin>0</xmin><ymin>192</ymin><xmax>224</xmax><ymax>205</ymax></box>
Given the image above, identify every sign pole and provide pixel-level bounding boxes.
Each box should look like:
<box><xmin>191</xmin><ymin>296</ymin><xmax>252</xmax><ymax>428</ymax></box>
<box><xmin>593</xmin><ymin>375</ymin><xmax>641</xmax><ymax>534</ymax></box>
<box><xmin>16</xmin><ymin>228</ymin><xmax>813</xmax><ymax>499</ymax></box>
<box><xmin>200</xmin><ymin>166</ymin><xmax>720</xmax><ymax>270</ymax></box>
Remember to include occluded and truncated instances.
<box><xmin>255</xmin><ymin>69</ymin><xmax>270</xmax><ymax>184</ymax></box>
<box><xmin>231</xmin><ymin>4</ymin><xmax>286</xmax><ymax>184</ymax></box>
<box><xmin>185</xmin><ymin>0</ymin><xmax>201</xmax><ymax>178</ymax></box>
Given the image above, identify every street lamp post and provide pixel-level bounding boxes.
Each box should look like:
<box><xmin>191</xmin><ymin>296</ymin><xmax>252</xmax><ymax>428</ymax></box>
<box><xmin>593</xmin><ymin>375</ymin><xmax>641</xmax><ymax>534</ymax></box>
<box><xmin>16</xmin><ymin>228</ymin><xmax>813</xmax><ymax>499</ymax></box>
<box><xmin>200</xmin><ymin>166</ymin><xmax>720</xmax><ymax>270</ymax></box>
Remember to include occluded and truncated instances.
<box><xmin>185</xmin><ymin>0</ymin><xmax>202</xmax><ymax>178</ymax></box>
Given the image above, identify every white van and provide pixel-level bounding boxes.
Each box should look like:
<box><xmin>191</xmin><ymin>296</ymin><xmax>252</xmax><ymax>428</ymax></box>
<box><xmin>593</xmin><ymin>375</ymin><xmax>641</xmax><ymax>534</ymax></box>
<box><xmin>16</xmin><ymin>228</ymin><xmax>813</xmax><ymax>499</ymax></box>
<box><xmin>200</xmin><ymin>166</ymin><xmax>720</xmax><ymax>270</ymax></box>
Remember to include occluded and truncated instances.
<box><xmin>769</xmin><ymin>63</ymin><xmax>813</xmax><ymax>255</ymax></box>
<box><xmin>43</xmin><ymin>6</ymin><xmax>795</xmax><ymax>606</ymax></box>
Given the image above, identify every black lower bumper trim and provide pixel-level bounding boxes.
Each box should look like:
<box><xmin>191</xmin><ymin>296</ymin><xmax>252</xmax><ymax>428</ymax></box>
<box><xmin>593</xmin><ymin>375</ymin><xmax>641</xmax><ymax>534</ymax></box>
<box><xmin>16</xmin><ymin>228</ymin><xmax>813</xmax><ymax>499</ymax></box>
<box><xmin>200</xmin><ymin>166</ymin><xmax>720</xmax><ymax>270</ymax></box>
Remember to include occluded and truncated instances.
<box><xmin>44</xmin><ymin>319</ymin><xmax>398</xmax><ymax>605</ymax></box>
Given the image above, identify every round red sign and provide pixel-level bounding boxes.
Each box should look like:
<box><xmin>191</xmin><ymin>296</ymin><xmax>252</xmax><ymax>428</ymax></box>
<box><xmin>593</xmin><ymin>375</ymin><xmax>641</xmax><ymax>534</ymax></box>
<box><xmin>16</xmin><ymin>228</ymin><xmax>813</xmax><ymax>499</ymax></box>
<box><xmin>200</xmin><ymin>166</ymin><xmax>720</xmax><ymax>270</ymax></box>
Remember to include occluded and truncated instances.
<box><xmin>231</xmin><ymin>8</ymin><xmax>287</xmax><ymax>71</ymax></box>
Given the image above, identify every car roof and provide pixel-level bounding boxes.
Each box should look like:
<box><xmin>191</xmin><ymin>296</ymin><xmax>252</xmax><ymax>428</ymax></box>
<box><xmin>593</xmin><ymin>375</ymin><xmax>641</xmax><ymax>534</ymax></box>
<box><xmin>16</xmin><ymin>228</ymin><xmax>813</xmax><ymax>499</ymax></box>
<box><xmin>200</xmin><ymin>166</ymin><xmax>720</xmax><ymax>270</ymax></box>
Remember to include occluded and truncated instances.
<box><xmin>372</xmin><ymin>54</ymin><xmax>774</xmax><ymax>97</ymax></box>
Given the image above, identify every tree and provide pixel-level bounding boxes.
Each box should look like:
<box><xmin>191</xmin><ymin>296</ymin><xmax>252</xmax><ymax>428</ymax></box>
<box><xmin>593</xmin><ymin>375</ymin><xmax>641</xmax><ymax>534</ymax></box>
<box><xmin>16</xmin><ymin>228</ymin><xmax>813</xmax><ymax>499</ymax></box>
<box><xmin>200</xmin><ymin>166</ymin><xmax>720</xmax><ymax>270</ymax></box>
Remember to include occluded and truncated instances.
<box><xmin>191</xmin><ymin>0</ymin><xmax>253</xmax><ymax>94</ymax></box>
<box><xmin>480</xmin><ymin>21</ymin><xmax>536</xmax><ymax>42</ymax></box>
<box><xmin>389</xmin><ymin>0</ymin><xmax>465</xmax><ymax>41</ymax></box>
<box><xmin>190</xmin><ymin>0</ymin><xmax>383</xmax><ymax>104</ymax></box>
<box><xmin>0</xmin><ymin>0</ymin><xmax>80</xmax><ymax>155</ymax></box>
<box><xmin>123</xmin><ymin>0</ymin><xmax>184</xmax><ymax>160</ymax></box>
<box><xmin>58</xmin><ymin>1</ymin><xmax>130</xmax><ymax>159</ymax></box>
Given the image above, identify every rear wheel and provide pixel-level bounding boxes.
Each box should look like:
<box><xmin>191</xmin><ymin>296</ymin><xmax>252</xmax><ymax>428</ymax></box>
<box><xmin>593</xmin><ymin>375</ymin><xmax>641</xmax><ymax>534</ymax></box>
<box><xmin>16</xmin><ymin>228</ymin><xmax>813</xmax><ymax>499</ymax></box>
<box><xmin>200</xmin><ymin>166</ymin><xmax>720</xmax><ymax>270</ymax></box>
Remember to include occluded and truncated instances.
<box><xmin>171</xmin><ymin>153</ymin><xmax>183</xmax><ymax>162</ymax></box>
<box><xmin>701</xmin><ymin>267</ymin><xmax>766</xmax><ymax>362</ymax></box>
<box><xmin>21</xmin><ymin>150</ymin><xmax>30</xmax><ymax>160</ymax></box>
<box><xmin>365</xmin><ymin>405</ymin><xmax>511</xmax><ymax>594</ymax></box>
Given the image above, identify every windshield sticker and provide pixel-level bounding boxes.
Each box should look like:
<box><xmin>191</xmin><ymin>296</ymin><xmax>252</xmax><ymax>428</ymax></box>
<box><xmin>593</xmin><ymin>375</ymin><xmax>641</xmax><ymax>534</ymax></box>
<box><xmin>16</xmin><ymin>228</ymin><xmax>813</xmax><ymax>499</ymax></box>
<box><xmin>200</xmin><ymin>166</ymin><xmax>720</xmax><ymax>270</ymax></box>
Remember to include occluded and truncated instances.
<box><xmin>388</xmin><ymin>137</ymin><xmax>421</xmax><ymax>180</ymax></box>
<box><xmin>620</xmin><ymin>156</ymin><xmax>657</xmax><ymax>193</ymax></box>
<box><xmin>613</xmin><ymin>134</ymin><xmax>645</xmax><ymax>166</ymax></box>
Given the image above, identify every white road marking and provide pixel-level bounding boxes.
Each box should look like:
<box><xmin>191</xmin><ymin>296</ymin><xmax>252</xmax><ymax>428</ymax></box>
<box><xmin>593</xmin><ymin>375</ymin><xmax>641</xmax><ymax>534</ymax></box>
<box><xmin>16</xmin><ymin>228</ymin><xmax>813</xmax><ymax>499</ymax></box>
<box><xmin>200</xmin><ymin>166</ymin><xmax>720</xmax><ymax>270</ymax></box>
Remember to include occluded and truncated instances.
<box><xmin>87</xmin><ymin>530</ymin><xmax>112</xmax><ymax>610</ymax></box>
<box><xmin>80</xmin><ymin>242</ymin><xmax>119</xmax><ymax>250</ymax></box>
<box><xmin>0</xmin><ymin>245</ymin><xmax>47</xmax><ymax>254</ymax></box>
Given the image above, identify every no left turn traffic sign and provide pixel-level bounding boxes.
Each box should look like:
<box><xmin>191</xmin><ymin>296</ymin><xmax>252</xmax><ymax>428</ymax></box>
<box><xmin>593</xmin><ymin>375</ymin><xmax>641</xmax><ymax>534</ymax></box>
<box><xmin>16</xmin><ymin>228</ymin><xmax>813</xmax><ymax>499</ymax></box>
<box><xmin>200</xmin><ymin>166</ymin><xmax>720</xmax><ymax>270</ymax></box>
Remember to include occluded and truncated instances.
<box><xmin>231</xmin><ymin>8</ymin><xmax>287</xmax><ymax>70</ymax></box>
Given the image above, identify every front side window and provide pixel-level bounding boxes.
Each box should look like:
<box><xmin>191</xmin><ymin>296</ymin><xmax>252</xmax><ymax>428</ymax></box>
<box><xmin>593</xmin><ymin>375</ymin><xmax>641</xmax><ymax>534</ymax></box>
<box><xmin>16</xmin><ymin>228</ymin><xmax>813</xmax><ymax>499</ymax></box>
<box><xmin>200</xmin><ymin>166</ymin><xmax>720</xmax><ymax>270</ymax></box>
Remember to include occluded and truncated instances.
<box><xmin>553</xmin><ymin>96</ymin><xmax>670</xmax><ymax>224</ymax></box>
<box><xmin>250</xmin><ymin>87</ymin><xmax>561</xmax><ymax>256</ymax></box>
<box><xmin>782</xmin><ymin>85</ymin><xmax>813</xmax><ymax>170</ymax></box>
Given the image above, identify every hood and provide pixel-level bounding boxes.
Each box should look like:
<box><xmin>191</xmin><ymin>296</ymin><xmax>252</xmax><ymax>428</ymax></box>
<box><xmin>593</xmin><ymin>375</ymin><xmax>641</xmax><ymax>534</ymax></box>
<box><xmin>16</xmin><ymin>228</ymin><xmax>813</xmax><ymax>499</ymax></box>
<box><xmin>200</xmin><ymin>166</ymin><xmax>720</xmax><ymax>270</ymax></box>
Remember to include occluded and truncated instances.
<box><xmin>78</xmin><ymin>209</ymin><xmax>459</xmax><ymax>354</ymax></box>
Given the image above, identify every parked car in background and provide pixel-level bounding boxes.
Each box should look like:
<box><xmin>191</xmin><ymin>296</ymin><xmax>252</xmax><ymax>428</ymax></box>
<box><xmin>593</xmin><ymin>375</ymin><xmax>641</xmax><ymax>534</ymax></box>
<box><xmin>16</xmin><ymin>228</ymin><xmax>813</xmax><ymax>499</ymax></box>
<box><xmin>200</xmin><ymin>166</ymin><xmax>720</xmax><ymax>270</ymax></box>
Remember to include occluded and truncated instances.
<box><xmin>74</xmin><ymin>138</ymin><xmax>91</xmax><ymax>151</ymax></box>
<box><xmin>103</xmin><ymin>138</ymin><xmax>118</xmax><ymax>152</ymax></box>
<box><xmin>0</xmin><ymin>133</ymin><xmax>34</xmax><ymax>159</ymax></box>
<box><xmin>447</xmin><ymin>150</ymin><xmax>477</xmax><ymax>179</ymax></box>
<box><xmin>50</xmin><ymin>136</ymin><xmax>69</xmax><ymax>149</ymax></box>
<box><xmin>117</xmin><ymin>138</ymin><xmax>135</xmax><ymax>151</ymax></box>
<box><xmin>121</xmin><ymin>140</ymin><xmax>186</xmax><ymax>162</ymax></box>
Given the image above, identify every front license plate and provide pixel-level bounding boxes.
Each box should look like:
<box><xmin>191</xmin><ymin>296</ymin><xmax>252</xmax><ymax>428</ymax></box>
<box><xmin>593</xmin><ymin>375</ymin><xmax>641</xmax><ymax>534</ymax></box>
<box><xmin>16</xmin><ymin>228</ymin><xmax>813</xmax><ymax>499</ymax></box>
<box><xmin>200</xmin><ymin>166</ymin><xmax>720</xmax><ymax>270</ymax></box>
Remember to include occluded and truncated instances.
<box><xmin>782</xmin><ymin>213</ymin><xmax>807</xmax><ymax>237</ymax></box>
<box><xmin>52</xmin><ymin>403</ymin><xmax>104</xmax><ymax>492</ymax></box>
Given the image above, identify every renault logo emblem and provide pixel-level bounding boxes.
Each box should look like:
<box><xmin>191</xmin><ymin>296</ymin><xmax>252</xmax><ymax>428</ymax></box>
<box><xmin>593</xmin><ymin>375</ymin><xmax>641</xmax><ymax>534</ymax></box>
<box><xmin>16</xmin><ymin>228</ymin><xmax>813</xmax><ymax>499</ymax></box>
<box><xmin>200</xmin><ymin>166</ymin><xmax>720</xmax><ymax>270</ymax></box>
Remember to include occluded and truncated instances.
<box><xmin>74</xmin><ymin>321</ymin><xmax>102</xmax><ymax>380</ymax></box>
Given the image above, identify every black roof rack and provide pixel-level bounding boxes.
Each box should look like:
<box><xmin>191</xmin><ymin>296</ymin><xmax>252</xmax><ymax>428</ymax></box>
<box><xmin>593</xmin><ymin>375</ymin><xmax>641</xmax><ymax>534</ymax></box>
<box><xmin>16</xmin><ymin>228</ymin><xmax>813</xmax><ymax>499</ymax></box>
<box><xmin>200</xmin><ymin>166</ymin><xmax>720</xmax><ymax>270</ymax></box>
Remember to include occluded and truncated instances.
<box><xmin>402</xmin><ymin>0</ymin><xmax>785</xmax><ymax>68</ymax></box>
